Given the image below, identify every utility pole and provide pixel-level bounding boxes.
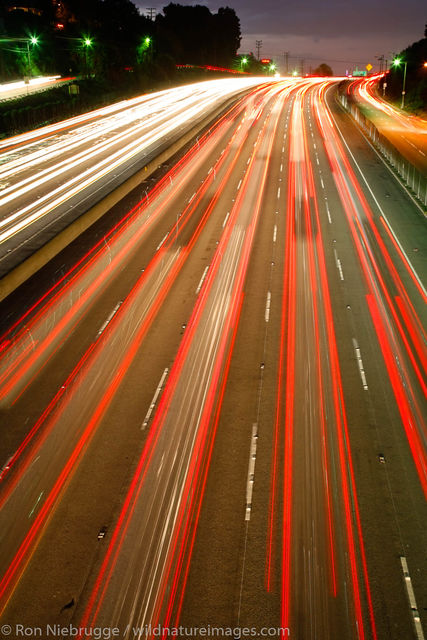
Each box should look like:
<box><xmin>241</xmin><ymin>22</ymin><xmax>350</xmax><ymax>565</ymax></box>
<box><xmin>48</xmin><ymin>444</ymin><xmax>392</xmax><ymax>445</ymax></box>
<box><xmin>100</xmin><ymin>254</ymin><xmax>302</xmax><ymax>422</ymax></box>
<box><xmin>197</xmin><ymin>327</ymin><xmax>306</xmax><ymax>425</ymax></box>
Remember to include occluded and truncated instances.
<box><xmin>256</xmin><ymin>40</ymin><xmax>262</xmax><ymax>60</ymax></box>
<box><xmin>146</xmin><ymin>8</ymin><xmax>156</xmax><ymax>20</ymax></box>
<box><xmin>284</xmin><ymin>51</ymin><xmax>289</xmax><ymax>75</ymax></box>
<box><xmin>377</xmin><ymin>54</ymin><xmax>384</xmax><ymax>73</ymax></box>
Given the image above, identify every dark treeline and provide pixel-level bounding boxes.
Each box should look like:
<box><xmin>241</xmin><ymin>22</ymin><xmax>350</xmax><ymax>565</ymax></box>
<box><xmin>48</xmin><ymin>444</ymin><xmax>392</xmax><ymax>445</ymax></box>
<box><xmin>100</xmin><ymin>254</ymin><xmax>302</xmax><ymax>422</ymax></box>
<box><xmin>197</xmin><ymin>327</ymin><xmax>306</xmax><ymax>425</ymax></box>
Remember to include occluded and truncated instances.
<box><xmin>0</xmin><ymin>0</ymin><xmax>242</xmax><ymax>83</ymax></box>
<box><xmin>383</xmin><ymin>25</ymin><xmax>427</xmax><ymax>113</ymax></box>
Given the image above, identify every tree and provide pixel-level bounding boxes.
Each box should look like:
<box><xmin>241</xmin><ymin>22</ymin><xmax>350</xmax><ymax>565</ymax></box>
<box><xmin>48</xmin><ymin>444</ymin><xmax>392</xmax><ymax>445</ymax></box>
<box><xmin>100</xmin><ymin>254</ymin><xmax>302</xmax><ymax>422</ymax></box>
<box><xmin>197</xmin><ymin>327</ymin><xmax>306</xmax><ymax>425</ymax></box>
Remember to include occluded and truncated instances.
<box><xmin>313</xmin><ymin>63</ymin><xmax>333</xmax><ymax>76</ymax></box>
<box><xmin>212</xmin><ymin>7</ymin><xmax>241</xmax><ymax>66</ymax></box>
<box><xmin>155</xmin><ymin>3</ymin><xmax>241</xmax><ymax>67</ymax></box>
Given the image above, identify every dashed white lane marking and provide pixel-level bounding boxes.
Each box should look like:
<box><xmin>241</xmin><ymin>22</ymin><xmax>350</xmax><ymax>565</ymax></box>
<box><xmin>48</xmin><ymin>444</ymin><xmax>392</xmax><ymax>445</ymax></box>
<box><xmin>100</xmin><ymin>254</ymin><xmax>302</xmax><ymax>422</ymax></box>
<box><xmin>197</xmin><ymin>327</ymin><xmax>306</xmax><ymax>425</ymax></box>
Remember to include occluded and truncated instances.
<box><xmin>265</xmin><ymin>291</ymin><xmax>271</xmax><ymax>322</ymax></box>
<box><xmin>237</xmin><ymin>179</ymin><xmax>242</xmax><ymax>190</ymax></box>
<box><xmin>352</xmin><ymin>338</ymin><xmax>368</xmax><ymax>391</ymax></box>
<box><xmin>247</xmin><ymin>157</ymin><xmax>251</xmax><ymax>165</ymax></box>
<box><xmin>280</xmin><ymin>163</ymin><xmax>283</xmax><ymax>172</ymax></box>
<box><xmin>156</xmin><ymin>233</ymin><xmax>168</xmax><ymax>251</ymax></box>
<box><xmin>141</xmin><ymin>368</ymin><xmax>169</xmax><ymax>429</ymax></box>
<box><xmin>333</xmin><ymin>248</ymin><xmax>344</xmax><ymax>281</ymax></box>
<box><xmin>222</xmin><ymin>211</ymin><xmax>230</xmax><ymax>228</ymax></box>
<box><xmin>273</xmin><ymin>225</ymin><xmax>277</xmax><ymax>243</ymax></box>
<box><xmin>316</xmin><ymin>156</ymin><xmax>320</xmax><ymax>165</ymax></box>
<box><xmin>400</xmin><ymin>557</ymin><xmax>425</xmax><ymax>640</ymax></box>
<box><xmin>98</xmin><ymin>301</ymin><xmax>122</xmax><ymax>335</ymax></box>
<box><xmin>189</xmin><ymin>192</ymin><xmax>196</xmax><ymax>203</ymax></box>
<box><xmin>320</xmin><ymin>177</ymin><xmax>325</xmax><ymax>189</ymax></box>
<box><xmin>196</xmin><ymin>265</ymin><xmax>209</xmax><ymax>294</ymax></box>
<box><xmin>277</xmin><ymin>187</ymin><xmax>281</xmax><ymax>199</ymax></box>
<box><xmin>325</xmin><ymin>201</ymin><xmax>332</xmax><ymax>224</ymax></box>
<box><xmin>245</xmin><ymin>423</ymin><xmax>258</xmax><ymax>521</ymax></box>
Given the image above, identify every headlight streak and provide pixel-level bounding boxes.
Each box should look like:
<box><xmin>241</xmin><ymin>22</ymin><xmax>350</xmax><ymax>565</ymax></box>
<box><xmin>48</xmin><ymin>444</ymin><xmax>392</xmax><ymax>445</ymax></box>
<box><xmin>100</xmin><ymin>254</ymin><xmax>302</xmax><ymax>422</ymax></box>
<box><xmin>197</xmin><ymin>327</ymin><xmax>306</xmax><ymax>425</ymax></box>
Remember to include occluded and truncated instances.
<box><xmin>0</xmin><ymin>78</ymin><xmax>270</xmax><ymax>252</ymax></box>
<box><xmin>0</xmin><ymin>82</ymin><xmax>284</xmax><ymax>612</ymax></box>
<box><xmin>0</xmin><ymin>86</ymin><xmax>274</xmax><ymax>407</ymax></box>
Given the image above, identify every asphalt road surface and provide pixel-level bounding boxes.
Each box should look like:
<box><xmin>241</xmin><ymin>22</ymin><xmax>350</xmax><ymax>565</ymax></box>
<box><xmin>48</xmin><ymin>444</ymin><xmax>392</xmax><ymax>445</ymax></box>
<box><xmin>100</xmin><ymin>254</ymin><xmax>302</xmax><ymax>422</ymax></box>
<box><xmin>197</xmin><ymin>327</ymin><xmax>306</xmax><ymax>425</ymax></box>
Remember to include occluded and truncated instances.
<box><xmin>0</xmin><ymin>78</ymin><xmax>425</xmax><ymax>640</ymax></box>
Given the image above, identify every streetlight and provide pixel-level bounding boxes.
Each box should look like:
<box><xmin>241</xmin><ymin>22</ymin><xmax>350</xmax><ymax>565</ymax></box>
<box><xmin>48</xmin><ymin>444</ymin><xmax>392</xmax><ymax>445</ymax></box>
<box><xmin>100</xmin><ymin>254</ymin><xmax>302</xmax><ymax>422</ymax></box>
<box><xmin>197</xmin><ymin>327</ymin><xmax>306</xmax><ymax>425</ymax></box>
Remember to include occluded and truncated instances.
<box><xmin>269</xmin><ymin>62</ymin><xmax>276</xmax><ymax>73</ymax></box>
<box><xmin>83</xmin><ymin>37</ymin><xmax>93</xmax><ymax>78</ymax></box>
<box><xmin>240</xmin><ymin>56</ymin><xmax>248</xmax><ymax>71</ymax></box>
<box><xmin>26</xmin><ymin>35</ymin><xmax>38</xmax><ymax>77</ymax></box>
<box><xmin>392</xmin><ymin>57</ymin><xmax>408</xmax><ymax>109</ymax></box>
<box><xmin>140</xmin><ymin>35</ymin><xmax>152</xmax><ymax>62</ymax></box>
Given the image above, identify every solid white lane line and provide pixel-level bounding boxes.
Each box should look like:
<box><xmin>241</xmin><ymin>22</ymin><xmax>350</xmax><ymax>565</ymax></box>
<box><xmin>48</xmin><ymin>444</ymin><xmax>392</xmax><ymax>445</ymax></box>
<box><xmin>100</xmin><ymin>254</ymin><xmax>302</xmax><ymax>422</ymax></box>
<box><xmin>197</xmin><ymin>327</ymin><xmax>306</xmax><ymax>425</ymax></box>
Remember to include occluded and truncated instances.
<box><xmin>245</xmin><ymin>423</ymin><xmax>258</xmax><ymax>521</ymax></box>
<box><xmin>196</xmin><ymin>265</ymin><xmax>209</xmax><ymax>294</ymax></box>
<box><xmin>400</xmin><ymin>557</ymin><xmax>425</xmax><ymax>640</ymax></box>
<box><xmin>265</xmin><ymin>291</ymin><xmax>271</xmax><ymax>322</ymax></box>
<box><xmin>352</xmin><ymin>338</ymin><xmax>368</xmax><ymax>391</ymax></box>
<box><xmin>141</xmin><ymin>368</ymin><xmax>169</xmax><ymax>429</ymax></box>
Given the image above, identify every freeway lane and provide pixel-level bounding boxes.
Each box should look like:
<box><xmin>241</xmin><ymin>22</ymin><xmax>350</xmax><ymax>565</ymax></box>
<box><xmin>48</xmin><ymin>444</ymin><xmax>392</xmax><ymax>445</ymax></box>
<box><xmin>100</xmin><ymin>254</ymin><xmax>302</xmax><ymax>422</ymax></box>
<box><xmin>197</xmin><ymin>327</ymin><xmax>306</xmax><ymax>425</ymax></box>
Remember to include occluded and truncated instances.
<box><xmin>0</xmin><ymin>80</ymin><xmax>295</xmax><ymax>623</ymax></box>
<box><xmin>0</xmin><ymin>77</ymin><xmax>268</xmax><ymax>277</ymax></box>
<box><xmin>176</xmin><ymin>81</ymin><xmax>426</xmax><ymax>640</ymax></box>
<box><xmin>0</xmin><ymin>77</ymin><xmax>425</xmax><ymax>640</ymax></box>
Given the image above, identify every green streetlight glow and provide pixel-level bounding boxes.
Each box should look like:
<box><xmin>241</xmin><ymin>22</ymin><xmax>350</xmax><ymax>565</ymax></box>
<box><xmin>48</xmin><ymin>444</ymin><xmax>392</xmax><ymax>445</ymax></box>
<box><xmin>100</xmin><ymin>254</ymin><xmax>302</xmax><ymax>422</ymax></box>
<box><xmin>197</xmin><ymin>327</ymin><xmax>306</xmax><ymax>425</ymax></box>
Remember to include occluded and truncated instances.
<box><xmin>292</xmin><ymin>70</ymin><xmax>298</xmax><ymax>76</ymax></box>
<box><xmin>392</xmin><ymin>57</ymin><xmax>408</xmax><ymax>108</ymax></box>
<box><xmin>30</xmin><ymin>36</ymin><xmax>38</xmax><ymax>45</ymax></box>
<box><xmin>84</xmin><ymin>38</ymin><xmax>92</xmax><ymax>47</ymax></box>
<box><xmin>242</xmin><ymin>57</ymin><xmax>248</xmax><ymax>64</ymax></box>
<box><xmin>145</xmin><ymin>37</ymin><xmax>151</xmax><ymax>46</ymax></box>
<box><xmin>269</xmin><ymin>63</ymin><xmax>276</xmax><ymax>71</ymax></box>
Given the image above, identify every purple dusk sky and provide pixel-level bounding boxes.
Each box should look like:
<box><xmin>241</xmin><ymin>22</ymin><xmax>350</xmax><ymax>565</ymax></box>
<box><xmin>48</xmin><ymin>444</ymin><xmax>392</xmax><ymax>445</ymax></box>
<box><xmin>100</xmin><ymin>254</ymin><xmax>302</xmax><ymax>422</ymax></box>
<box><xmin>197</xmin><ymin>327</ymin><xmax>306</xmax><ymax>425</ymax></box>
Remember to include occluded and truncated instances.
<box><xmin>135</xmin><ymin>0</ymin><xmax>425</xmax><ymax>75</ymax></box>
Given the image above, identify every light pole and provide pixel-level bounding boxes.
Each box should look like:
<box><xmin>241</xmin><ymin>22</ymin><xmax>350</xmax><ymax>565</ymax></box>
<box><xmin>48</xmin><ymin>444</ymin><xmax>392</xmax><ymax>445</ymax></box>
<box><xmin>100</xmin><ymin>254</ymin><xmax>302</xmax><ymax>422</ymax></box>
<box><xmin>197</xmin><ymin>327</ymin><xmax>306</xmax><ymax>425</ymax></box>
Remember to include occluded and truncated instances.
<box><xmin>26</xmin><ymin>36</ymin><xmax>38</xmax><ymax>77</ymax></box>
<box><xmin>83</xmin><ymin>37</ymin><xmax>92</xmax><ymax>78</ymax></box>
<box><xmin>392</xmin><ymin>57</ymin><xmax>408</xmax><ymax>108</ymax></box>
<box><xmin>141</xmin><ymin>36</ymin><xmax>152</xmax><ymax>63</ymax></box>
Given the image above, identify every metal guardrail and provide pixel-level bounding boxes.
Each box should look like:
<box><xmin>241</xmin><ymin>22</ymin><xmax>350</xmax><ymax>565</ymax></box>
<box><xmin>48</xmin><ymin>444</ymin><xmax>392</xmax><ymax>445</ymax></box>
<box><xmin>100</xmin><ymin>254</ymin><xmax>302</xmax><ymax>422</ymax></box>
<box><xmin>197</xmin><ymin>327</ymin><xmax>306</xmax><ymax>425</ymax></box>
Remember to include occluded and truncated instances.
<box><xmin>338</xmin><ymin>92</ymin><xmax>427</xmax><ymax>209</ymax></box>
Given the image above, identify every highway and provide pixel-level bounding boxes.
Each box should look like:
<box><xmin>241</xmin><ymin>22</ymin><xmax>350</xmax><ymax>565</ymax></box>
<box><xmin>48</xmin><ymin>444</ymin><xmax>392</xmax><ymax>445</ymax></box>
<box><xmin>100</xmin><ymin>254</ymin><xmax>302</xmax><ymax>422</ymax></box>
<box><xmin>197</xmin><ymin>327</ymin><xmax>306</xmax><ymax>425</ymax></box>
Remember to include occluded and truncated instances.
<box><xmin>0</xmin><ymin>77</ymin><xmax>425</xmax><ymax>640</ymax></box>
<box><xmin>0</xmin><ymin>77</ymin><xmax>266</xmax><ymax>278</ymax></box>
<box><xmin>348</xmin><ymin>76</ymin><xmax>427</xmax><ymax>174</ymax></box>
